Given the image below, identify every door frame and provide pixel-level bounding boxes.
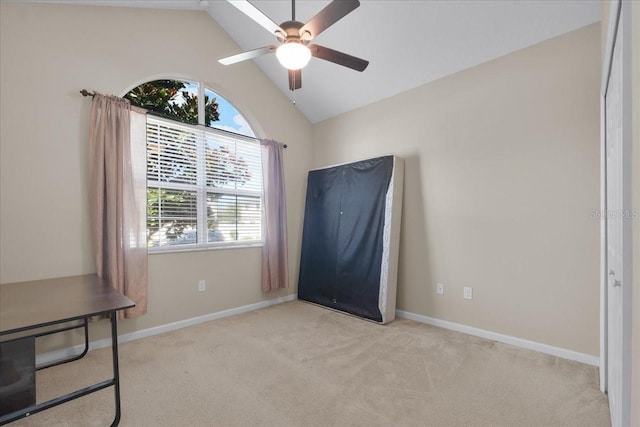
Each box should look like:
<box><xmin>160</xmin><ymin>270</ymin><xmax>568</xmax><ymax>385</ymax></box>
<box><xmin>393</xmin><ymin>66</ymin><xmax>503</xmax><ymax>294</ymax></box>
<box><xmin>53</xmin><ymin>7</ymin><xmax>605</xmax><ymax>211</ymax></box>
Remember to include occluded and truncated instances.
<box><xmin>600</xmin><ymin>0</ymin><xmax>632</xmax><ymax>425</ymax></box>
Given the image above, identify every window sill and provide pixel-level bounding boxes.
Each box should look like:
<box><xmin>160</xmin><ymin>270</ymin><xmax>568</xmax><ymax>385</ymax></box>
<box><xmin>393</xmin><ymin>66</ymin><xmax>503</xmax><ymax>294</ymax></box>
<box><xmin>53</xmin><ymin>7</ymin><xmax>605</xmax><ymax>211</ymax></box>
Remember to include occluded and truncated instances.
<box><xmin>149</xmin><ymin>241</ymin><xmax>263</xmax><ymax>255</ymax></box>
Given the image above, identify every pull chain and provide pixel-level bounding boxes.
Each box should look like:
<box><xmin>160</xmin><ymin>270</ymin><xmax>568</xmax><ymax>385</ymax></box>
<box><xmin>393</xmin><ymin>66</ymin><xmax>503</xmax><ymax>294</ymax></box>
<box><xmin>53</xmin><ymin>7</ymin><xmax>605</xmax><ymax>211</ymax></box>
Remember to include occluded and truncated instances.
<box><xmin>292</xmin><ymin>70</ymin><xmax>297</xmax><ymax>105</ymax></box>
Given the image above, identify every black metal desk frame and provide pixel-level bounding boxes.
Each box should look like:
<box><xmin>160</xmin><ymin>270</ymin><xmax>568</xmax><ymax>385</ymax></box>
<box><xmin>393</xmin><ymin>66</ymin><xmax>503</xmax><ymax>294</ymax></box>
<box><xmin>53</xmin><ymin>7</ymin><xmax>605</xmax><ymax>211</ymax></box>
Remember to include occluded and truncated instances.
<box><xmin>0</xmin><ymin>275</ymin><xmax>134</xmax><ymax>426</ymax></box>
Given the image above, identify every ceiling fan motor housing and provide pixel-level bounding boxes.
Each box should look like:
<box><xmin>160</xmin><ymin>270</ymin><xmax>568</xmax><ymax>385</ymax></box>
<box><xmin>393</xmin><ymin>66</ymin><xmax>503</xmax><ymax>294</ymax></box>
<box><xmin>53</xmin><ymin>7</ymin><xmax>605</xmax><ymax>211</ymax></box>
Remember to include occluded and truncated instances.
<box><xmin>277</xmin><ymin>20</ymin><xmax>310</xmax><ymax>45</ymax></box>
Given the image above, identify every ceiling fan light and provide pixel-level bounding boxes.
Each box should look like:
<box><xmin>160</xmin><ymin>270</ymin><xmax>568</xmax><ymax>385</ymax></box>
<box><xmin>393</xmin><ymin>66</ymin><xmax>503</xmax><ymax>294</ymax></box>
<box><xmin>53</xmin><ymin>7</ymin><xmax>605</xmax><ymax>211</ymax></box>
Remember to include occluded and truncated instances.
<box><xmin>276</xmin><ymin>42</ymin><xmax>311</xmax><ymax>70</ymax></box>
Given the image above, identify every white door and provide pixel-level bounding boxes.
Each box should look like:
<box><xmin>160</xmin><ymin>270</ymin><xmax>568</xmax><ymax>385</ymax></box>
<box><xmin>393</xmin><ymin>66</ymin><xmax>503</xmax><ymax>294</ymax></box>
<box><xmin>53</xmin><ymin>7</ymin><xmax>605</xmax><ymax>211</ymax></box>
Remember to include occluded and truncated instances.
<box><xmin>603</xmin><ymin>2</ymin><xmax>631</xmax><ymax>426</ymax></box>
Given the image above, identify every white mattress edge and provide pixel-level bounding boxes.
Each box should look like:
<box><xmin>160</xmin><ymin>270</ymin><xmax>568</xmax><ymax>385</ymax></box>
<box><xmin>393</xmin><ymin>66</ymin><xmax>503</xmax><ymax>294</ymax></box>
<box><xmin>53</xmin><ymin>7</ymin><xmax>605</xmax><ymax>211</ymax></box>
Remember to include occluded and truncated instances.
<box><xmin>378</xmin><ymin>156</ymin><xmax>404</xmax><ymax>323</ymax></box>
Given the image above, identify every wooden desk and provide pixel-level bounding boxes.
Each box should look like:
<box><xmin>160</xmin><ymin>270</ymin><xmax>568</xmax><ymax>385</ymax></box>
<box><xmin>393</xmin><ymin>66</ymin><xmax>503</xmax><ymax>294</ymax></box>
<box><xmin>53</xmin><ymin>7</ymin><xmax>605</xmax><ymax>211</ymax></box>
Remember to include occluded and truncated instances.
<box><xmin>0</xmin><ymin>275</ymin><xmax>134</xmax><ymax>426</ymax></box>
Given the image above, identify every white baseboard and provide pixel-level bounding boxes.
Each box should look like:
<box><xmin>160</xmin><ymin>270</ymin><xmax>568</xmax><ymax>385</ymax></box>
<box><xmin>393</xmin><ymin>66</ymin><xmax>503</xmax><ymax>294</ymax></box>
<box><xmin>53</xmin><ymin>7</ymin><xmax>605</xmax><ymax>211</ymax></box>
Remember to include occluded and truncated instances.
<box><xmin>36</xmin><ymin>297</ymin><xmax>597</xmax><ymax>368</ymax></box>
<box><xmin>396</xmin><ymin>309</ymin><xmax>599</xmax><ymax>366</ymax></box>
<box><xmin>36</xmin><ymin>293</ymin><xmax>297</xmax><ymax>367</ymax></box>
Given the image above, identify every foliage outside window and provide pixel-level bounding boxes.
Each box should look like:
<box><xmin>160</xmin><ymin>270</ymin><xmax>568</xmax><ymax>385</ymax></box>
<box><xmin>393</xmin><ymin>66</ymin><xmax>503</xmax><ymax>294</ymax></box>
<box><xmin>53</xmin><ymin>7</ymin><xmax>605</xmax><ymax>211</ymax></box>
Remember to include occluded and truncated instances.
<box><xmin>125</xmin><ymin>80</ymin><xmax>262</xmax><ymax>249</ymax></box>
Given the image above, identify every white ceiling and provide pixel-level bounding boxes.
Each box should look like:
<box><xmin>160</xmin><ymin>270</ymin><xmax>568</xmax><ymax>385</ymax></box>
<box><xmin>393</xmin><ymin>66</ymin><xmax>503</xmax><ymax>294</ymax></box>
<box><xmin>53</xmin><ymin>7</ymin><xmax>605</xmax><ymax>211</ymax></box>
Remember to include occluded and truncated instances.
<box><xmin>39</xmin><ymin>0</ymin><xmax>601</xmax><ymax>123</ymax></box>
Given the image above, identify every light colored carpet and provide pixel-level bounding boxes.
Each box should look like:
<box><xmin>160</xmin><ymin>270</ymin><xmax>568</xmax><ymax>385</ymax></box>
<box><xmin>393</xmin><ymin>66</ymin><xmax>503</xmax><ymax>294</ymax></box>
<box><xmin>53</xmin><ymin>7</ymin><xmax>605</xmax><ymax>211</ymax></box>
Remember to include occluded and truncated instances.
<box><xmin>11</xmin><ymin>301</ymin><xmax>609</xmax><ymax>426</ymax></box>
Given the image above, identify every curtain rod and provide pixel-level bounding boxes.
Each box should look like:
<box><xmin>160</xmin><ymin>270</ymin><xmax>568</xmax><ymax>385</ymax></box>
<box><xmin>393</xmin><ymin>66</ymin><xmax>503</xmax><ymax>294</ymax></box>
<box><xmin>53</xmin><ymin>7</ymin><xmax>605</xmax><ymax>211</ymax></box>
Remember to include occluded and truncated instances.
<box><xmin>80</xmin><ymin>89</ymin><xmax>287</xmax><ymax>148</ymax></box>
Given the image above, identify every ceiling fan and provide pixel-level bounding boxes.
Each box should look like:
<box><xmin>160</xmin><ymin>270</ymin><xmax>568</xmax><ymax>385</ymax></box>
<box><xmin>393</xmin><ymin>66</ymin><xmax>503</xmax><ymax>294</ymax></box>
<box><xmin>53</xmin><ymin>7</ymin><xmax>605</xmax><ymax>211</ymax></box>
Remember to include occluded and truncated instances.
<box><xmin>218</xmin><ymin>0</ymin><xmax>369</xmax><ymax>91</ymax></box>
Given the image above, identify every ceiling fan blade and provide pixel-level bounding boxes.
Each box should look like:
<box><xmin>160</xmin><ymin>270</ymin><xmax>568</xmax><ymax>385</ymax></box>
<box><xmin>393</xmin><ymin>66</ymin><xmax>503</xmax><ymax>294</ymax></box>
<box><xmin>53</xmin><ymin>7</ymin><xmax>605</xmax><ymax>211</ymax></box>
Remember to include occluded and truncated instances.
<box><xmin>288</xmin><ymin>69</ymin><xmax>302</xmax><ymax>91</ymax></box>
<box><xmin>218</xmin><ymin>45</ymin><xmax>277</xmax><ymax>65</ymax></box>
<box><xmin>309</xmin><ymin>44</ymin><xmax>369</xmax><ymax>72</ymax></box>
<box><xmin>227</xmin><ymin>0</ymin><xmax>286</xmax><ymax>37</ymax></box>
<box><xmin>299</xmin><ymin>0</ymin><xmax>360</xmax><ymax>40</ymax></box>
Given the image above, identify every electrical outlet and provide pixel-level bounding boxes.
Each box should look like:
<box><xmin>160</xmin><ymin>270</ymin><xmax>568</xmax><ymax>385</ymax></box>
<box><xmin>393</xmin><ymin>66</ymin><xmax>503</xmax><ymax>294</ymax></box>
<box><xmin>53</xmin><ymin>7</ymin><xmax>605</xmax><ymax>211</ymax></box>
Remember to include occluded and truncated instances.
<box><xmin>436</xmin><ymin>283</ymin><xmax>444</xmax><ymax>295</ymax></box>
<box><xmin>198</xmin><ymin>280</ymin><xmax>206</xmax><ymax>292</ymax></box>
<box><xmin>463</xmin><ymin>287</ymin><xmax>473</xmax><ymax>300</ymax></box>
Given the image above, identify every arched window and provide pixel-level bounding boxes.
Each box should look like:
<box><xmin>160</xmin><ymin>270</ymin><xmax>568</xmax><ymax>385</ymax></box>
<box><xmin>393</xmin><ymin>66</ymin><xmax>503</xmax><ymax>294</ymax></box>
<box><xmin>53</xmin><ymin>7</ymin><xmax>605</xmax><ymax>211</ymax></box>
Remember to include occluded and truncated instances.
<box><xmin>125</xmin><ymin>79</ymin><xmax>262</xmax><ymax>250</ymax></box>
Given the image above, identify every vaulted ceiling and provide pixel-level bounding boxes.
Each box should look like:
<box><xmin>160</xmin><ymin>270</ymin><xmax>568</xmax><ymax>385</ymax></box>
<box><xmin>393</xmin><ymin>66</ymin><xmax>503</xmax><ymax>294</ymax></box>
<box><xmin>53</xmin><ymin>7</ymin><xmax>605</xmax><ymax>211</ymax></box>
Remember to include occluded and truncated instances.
<box><xmin>41</xmin><ymin>0</ymin><xmax>601</xmax><ymax>123</ymax></box>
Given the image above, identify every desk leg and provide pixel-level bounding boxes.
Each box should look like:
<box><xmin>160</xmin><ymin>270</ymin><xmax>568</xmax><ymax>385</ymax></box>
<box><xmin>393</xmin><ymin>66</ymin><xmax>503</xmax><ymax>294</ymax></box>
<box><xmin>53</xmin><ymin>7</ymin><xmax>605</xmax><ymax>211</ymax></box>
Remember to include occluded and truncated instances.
<box><xmin>35</xmin><ymin>318</ymin><xmax>90</xmax><ymax>370</ymax></box>
<box><xmin>1</xmin><ymin>313</ymin><xmax>124</xmax><ymax>426</ymax></box>
<box><xmin>110</xmin><ymin>311</ymin><xmax>121</xmax><ymax>427</ymax></box>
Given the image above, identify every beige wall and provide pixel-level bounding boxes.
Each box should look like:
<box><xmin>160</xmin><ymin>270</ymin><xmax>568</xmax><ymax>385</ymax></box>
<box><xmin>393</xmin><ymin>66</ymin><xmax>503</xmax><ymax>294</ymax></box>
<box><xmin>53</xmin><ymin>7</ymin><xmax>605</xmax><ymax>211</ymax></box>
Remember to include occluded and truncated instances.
<box><xmin>0</xmin><ymin>2</ymin><xmax>312</xmax><ymax>348</ymax></box>
<box><xmin>313</xmin><ymin>24</ymin><xmax>601</xmax><ymax>356</ymax></box>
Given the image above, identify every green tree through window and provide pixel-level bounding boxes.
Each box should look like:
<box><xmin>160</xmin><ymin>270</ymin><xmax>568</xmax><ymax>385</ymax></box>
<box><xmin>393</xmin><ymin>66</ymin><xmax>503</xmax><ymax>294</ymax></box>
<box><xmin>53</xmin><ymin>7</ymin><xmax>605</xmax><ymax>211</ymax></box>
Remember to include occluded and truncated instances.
<box><xmin>125</xmin><ymin>80</ymin><xmax>219</xmax><ymax>124</ymax></box>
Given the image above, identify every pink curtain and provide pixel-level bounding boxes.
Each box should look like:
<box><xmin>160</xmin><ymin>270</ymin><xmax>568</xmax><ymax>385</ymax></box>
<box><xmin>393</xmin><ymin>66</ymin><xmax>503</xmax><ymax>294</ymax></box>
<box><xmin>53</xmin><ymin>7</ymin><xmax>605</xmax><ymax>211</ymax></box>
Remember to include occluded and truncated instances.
<box><xmin>89</xmin><ymin>94</ymin><xmax>148</xmax><ymax>319</ymax></box>
<box><xmin>260</xmin><ymin>139</ymin><xmax>289</xmax><ymax>292</ymax></box>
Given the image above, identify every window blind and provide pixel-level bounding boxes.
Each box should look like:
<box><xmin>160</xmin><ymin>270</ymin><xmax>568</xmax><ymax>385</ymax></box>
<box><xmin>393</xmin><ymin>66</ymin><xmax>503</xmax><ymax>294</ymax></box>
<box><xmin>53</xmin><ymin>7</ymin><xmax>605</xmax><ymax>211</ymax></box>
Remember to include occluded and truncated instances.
<box><xmin>146</xmin><ymin>116</ymin><xmax>262</xmax><ymax>248</ymax></box>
